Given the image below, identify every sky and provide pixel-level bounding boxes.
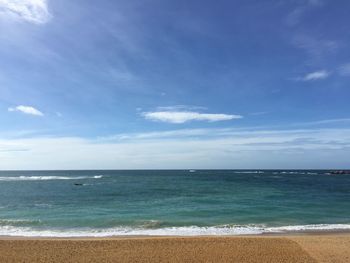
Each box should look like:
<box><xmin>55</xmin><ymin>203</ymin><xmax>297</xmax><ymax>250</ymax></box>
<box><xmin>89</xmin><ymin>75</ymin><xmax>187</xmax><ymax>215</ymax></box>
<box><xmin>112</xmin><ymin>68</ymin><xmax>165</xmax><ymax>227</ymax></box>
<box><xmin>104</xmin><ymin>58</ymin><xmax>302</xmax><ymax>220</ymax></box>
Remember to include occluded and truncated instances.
<box><xmin>0</xmin><ymin>0</ymin><xmax>349</xmax><ymax>169</ymax></box>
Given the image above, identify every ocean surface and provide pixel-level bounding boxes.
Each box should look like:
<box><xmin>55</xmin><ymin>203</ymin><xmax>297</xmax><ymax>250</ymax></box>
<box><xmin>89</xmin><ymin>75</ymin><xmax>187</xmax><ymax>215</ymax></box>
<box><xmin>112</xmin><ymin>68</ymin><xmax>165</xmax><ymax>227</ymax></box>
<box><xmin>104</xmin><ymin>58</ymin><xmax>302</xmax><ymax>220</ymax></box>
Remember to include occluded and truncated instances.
<box><xmin>0</xmin><ymin>170</ymin><xmax>350</xmax><ymax>237</ymax></box>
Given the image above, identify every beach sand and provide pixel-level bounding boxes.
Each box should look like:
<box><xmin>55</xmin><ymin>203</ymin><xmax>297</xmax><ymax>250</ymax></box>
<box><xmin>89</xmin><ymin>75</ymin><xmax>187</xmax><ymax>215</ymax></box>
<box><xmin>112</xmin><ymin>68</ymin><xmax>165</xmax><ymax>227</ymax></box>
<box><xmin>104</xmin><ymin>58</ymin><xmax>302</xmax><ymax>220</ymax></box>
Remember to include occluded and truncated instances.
<box><xmin>0</xmin><ymin>235</ymin><xmax>349</xmax><ymax>262</ymax></box>
<box><xmin>290</xmin><ymin>235</ymin><xmax>350</xmax><ymax>263</ymax></box>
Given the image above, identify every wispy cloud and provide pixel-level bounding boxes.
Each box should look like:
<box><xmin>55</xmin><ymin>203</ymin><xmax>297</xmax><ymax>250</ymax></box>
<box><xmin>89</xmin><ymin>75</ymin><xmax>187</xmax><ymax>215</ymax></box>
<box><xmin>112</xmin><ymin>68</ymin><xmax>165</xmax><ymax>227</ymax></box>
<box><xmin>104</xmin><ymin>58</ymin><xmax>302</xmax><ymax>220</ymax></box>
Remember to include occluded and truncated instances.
<box><xmin>285</xmin><ymin>0</ymin><xmax>323</xmax><ymax>27</ymax></box>
<box><xmin>142</xmin><ymin>110</ymin><xmax>242</xmax><ymax>124</ymax></box>
<box><xmin>308</xmin><ymin>0</ymin><xmax>323</xmax><ymax>6</ymax></box>
<box><xmin>1</xmin><ymin>127</ymin><xmax>350</xmax><ymax>169</ymax></box>
<box><xmin>8</xmin><ymin>105</ymin><xmax>44</xmax><ymax>116</ymax></box>
<box><xmin>0</xmin><ymin>0</ymin><xmax>51</xmax><ymax>24</ymax></box>
<box><xmin>292</xmin><ymin>35</ymin><xmax>339</xmax><ymax>61</ymax></box>
<box><xmin>338</xmin><ymin>63</ymin><xmax>350</xmax><ymax>77</ymax></box>
<box><xmin>106</xmin><ymin>128</ymin><xmax>214</xmax><ymax>141</ymax></box>
<box><xmin>106</xmin><ymin>118</ymin><xmax>350</xmax><ymax>141</ymax></box>
<box><xmin>156</xmin><ymin>105</ymin><xmax>207</xmax><ymax>111</ymax></box>
<box><xmin>105</xmin><ymin>122</ymin><xmax>350</xmax><ymax>141</ymax></box>
<box><xmin>299</xmin><ymin>70</ymin><xmax>330</xmax><ymax>81</ymax></box>
<box><xmin>294</xmin><ymin>118</ymin><xmax>350</xmax><ymax>126</ymax></box>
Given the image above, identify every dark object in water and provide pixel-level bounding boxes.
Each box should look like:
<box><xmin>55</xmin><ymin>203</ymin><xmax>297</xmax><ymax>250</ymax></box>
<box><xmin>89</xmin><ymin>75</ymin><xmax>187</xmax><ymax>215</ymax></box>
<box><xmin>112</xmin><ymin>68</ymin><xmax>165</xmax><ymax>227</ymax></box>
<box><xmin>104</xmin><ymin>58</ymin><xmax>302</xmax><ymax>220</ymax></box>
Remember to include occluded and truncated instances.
<box><xmin>74</xmin><ymin>183</ymin><xmax>83</xmax><ymax>186</ymax></box>
<box><xmin>330</xmin><ymin>170</ymin><xmax>350</xmax><ymax>175</ymax></box>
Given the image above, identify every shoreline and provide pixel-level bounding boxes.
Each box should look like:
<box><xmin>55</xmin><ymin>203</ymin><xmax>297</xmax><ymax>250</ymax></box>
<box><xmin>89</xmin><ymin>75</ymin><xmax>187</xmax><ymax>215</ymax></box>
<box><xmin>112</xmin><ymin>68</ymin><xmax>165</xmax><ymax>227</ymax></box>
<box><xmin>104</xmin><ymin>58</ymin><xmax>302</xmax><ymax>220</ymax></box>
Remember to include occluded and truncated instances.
<box><xmin>2</xmin><ymin>231</ymin><xmax>350</xmax><ymax>239</ymax></box>
<box><xmin>0</xmin><ymin>234</ymin><xmax>349</xmax><ymax>262</ymax></box>
<box><xmin>1</xmin><ymin>228</ymin><xmax>350</xmax><ymax>239</ymax></box>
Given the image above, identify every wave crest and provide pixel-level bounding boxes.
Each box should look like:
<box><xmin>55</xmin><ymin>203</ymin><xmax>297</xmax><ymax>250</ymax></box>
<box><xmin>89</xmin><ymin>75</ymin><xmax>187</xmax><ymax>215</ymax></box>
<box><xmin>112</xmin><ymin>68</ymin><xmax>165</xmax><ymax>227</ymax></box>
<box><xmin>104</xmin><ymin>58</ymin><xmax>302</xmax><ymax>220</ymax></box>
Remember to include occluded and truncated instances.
<box><xmin>0</xmin><ymin>175</ymin><xmax>103</xmax><ymax>181</ymax></box>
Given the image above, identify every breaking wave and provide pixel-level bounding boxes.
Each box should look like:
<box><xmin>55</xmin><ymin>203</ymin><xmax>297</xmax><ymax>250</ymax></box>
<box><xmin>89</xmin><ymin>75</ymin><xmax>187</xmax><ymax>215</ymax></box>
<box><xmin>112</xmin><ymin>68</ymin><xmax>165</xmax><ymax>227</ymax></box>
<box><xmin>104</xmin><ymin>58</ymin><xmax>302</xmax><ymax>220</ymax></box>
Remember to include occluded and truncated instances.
<box><xmin>0</xmin><ymin>223</ymin><xmax>349</xmax><ymax>237</ymax></box>
<box><xmin>0</xmin><ymin>175</ymin><xmax>103</xmax><ymax>181</ymax></box>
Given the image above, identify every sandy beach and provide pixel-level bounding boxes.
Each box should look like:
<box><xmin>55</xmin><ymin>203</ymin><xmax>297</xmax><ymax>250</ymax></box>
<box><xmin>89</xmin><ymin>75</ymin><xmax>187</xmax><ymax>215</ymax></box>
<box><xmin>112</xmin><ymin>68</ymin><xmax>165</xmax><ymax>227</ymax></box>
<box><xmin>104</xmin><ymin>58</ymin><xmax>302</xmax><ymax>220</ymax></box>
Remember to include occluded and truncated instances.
<box><xmin>0</xmin><ymin>234</ymin><xmax>349</xmax><ymax>262</ymax></box>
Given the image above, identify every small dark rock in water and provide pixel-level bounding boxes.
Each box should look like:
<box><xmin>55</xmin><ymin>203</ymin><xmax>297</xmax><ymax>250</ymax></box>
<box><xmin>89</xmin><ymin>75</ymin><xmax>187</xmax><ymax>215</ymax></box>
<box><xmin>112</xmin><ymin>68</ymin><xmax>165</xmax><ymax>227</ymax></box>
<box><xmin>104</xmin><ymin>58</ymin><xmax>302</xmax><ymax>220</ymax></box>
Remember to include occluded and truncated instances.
<box><xmin>330</xmin><ymin>170</ymin><xmax>350</xmax><ymax>175</ymax></box>
<box><xmin>74</xmin><ymin>183</ymin><xmax>83</xmax><ymax>186</ymax></box>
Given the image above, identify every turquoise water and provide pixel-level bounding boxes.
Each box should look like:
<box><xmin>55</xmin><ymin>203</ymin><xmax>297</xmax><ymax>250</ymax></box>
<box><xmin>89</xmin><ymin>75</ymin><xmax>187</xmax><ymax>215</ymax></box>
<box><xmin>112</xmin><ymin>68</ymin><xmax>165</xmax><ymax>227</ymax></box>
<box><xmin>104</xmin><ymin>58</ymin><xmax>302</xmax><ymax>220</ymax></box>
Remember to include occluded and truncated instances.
<box><xmin>0</xmin><ymin>170</ymin><xmax>350</xmax><ymax>236</ymax></box>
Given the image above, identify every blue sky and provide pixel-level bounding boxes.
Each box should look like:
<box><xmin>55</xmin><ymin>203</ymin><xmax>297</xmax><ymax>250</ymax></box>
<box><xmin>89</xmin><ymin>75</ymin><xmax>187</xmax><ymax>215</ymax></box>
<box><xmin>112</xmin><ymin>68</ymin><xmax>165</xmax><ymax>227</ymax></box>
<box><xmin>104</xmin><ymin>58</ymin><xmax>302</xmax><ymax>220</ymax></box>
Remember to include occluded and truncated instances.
<box><xmin>0</xmin><ymin>0</ymin><xmax>350</xmax><ymax>169</ymax></box>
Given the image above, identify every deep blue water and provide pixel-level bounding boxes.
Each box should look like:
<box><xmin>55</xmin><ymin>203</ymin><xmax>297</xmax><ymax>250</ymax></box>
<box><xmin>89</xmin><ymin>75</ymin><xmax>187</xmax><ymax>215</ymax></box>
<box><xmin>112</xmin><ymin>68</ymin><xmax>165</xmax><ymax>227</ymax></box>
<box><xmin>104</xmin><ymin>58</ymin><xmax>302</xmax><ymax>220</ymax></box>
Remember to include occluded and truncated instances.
<box><xmin>0</xmin><ymin>170</ymin><xmax>349</xmax><ymax>236</ymax></box>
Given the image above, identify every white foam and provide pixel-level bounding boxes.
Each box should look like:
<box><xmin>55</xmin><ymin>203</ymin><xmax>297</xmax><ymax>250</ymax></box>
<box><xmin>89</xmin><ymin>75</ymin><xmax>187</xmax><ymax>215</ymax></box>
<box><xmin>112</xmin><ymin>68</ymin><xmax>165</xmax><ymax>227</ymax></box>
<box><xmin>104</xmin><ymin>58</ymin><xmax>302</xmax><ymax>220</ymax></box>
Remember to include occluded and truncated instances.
<box><xmin>0</xmin><ymin>224</ymin><xmax>349</xmax><ymax>237</ymax></box>
<box><xmin>0</xmin><ymin>175</ymin><xmax>103</xmax><ymax>181</ymax></box>
<box><xmin>234</xmin><ymin>171</ymin><xmax>264</xmax><ymax>174</ymax></box>
<box><xmin>270</xmin><ymin>224</ymin><xmax>350</xmax><ymax>232</ymax></box>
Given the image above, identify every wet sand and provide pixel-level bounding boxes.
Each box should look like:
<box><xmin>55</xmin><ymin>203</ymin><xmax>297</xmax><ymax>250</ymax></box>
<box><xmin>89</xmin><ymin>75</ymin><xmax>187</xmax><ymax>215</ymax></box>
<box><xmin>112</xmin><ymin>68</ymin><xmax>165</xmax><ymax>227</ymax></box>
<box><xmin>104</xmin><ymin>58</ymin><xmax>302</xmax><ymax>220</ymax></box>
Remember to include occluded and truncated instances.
<box><xmin>0</xmin><ymin>235</ymin><xmax>349</xmax><ymax>262</ymax></box>
<box><xmin>290</xmin><ymin>235</ymin><xmax>350</xmax><ymax>263</ymax></box>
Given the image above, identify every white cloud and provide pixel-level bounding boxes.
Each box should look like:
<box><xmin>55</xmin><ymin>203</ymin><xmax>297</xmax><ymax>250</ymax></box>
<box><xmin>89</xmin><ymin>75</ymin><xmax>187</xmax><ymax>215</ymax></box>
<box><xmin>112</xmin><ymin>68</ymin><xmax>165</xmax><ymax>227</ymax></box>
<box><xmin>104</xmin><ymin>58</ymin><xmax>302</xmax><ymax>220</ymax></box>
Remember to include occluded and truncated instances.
<box><xmin>0</xmin><ymin>128</ymin><xmax>350</xmax><ymax>169</ymax></box>
<box><xmin>339</xmin><ymin>63</ymin><xmax>350</xmax><ymax>76</ymax></box>
<box><xmin>0</xmin><ymin>0</ymin><xmax>51</xmax><ymax>24</ymax></box>
<box><xmin>301</xmin><ymin>70</ymin><xmax>330</xmax><ymax>81</ymax></box>
<box><xmin>142</xmin><ymin>111</ymin><xmax>242</xmax><ymax>124</ymax></box>
<box><xmin>8</xmin><ymin>105</ymin><xmax>44</xmax><ymax>116</ymax></box>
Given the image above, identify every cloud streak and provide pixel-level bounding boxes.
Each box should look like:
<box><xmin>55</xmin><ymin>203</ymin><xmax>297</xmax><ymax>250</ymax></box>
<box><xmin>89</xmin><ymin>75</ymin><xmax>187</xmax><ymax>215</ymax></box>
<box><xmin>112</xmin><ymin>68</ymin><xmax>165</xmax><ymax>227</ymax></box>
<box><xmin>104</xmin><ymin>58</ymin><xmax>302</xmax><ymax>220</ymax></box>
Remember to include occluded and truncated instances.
<box><xmin>0</xmin><ymin>0</ymin><xmax>51</xmax><ymax>24</ymax></box>
<box><xmin>142</xmin><ymin>111</ymin><xmax>242</xmax><ymax>124</ymax></box>
<box><xmin>8</xmin><ymin>105</ymin><xmax>44</xmax><ymax>116</ymax></box>
<box><xmin>300</xmin><ymin>70</ymin><xmax>330</xmax><ymax>81</ymax></box>
<box><xmin>1</xmin><ymin>127</ymin><xmax>349</xmax><ymax>169</ymax></box>
<box><xmin>285</xmin><ymin>0</ymin><xmax>323</xmax><ymax>27</ymax></box>
<box><xmin>339</xmin><ymin>63</ymin><xmax>350</xmax><ymax>76</ymax></box>
<box><xmin>292</xmin><ymin>34</ymin><xmax>339</xmax><ymax>63</ymax></box>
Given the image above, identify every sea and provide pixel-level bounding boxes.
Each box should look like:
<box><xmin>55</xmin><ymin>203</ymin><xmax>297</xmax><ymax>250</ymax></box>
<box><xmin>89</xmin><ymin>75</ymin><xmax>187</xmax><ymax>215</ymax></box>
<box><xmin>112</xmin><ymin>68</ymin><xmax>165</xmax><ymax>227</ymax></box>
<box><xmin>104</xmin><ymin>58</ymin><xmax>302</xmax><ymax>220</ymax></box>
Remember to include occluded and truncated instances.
<box><xmin>0</xmin><ymin>170</ymin><xmax>349</xmax><ymax>237</ymax></box>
